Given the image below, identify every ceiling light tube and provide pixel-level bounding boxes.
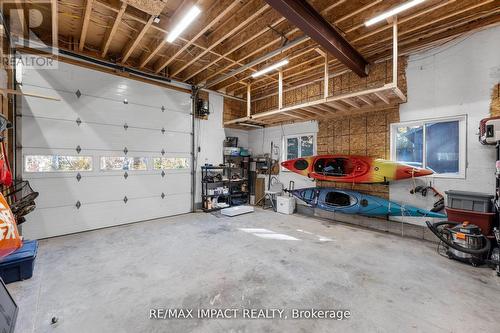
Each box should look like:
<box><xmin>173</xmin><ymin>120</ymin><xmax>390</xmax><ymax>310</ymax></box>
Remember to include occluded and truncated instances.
<box><xmin>251</xmin><ymin>59</ymin><xmax>289</xmax><ymax>78</ymax></box>
<box><xmin>166</xmin><ymin>6</ymin><xmax>201</xmax><ymax>43</ymax></box>
<box><xmin>365</xmin><ymin>0</ymin><xmax>426</xmax><ymax>27</ymax></box>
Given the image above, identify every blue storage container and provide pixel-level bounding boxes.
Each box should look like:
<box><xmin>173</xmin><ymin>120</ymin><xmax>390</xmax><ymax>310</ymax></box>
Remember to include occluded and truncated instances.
<box><xmin>0</xmin><ymin>240</ymin><xmax>38</xmax><ymax>284</ymax></box>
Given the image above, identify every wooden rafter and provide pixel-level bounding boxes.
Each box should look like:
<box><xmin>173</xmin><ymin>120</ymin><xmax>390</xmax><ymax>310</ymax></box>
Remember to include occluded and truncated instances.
<box><xmin>121</xmin><ymin>15</ymin><xmax>155</xmax><ymax>64</ymax></box>
<box><xmin>51</xmin><ymin>0</ymin><xmax>58</xmax><ymax>48</ymax></box>
<box><xmin>182</xmin><ymin>10</ymin><xmax>287</xmax><ymax>82</ymax></box>
<box><xmin>79</xmin><ymin>0</ymin><xmax>93</xmax><ymax>51</ymax></box>
<box><xmin>138</xmin><ymin>0</ymin><xmax>196</xmax><ymax>69</ymax></box>
<box><xmin>101</xmin><ymin>2</ymin><xmax>127</xmax><ymax>57</ymax></box>
<box><xmin>165</xmin><ymin>3</ymin><xmax>271</xmax><ymax>77</ymax></box>
<box><xmin>152</xmin><ymin>0</ymin><xmax>241</xmax><ymax>72</ymax></box>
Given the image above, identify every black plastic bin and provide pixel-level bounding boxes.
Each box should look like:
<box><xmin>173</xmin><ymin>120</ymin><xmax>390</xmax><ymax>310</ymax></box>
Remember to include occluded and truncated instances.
<box><xmin>0</xmin><ymin>240</ymin><xmax>38</xmax><ymax>284</ymax></box>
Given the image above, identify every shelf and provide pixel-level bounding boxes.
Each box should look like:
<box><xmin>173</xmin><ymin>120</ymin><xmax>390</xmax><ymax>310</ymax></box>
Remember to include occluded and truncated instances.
<box><xmin>201</xmin><ymin>166</ymin><xmax>228</xmax><ymax>170</ymax></box>
<box><xmin>202</xmin><ymin>206</ymin><xmax>228</xmax><ymax>212</ymax></box>
<box><xmin>202</xmin><ymin>180</ymin><xmax>229</xmax><ymax>184</ymax></box>
<box><xmin>229</xmin><ymin>178</ymin><xmax>247</xmax><ymax>182</ymax></box>
<box><xmin>202</xmin><ymin>194</ymin><xmax>230</xmax><ymax>198</ymax></box>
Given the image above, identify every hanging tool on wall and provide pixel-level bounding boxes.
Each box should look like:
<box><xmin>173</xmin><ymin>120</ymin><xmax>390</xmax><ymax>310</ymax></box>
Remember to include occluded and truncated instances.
<box><xmin>410</xmin><ymin>182</ymin><xmax>444</xmax><ymax>212</ymax></box>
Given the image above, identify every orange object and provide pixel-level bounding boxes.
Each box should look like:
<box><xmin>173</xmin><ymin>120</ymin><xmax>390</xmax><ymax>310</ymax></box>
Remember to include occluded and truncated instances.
<box><xmin>0</xmin><ymin>142</ymin><xmax>12</xmax><ymax>186</ymax></box>
<box><xmin>0</xmin><ymin>193</ymin><xmax>22</xmax><ymax>258</ymax></box>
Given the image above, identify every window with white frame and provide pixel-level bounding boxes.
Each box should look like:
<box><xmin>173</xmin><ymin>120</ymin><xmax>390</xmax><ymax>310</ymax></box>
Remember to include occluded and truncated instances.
<box><xmin>283</xmin><ymin>134</ymin><xmax>315</xmax><ymax>161</ymax></box>
<box><xmin>390</xmin><ymin>116</ymin><xmax>466</xmax><ymax>177</ymax></box>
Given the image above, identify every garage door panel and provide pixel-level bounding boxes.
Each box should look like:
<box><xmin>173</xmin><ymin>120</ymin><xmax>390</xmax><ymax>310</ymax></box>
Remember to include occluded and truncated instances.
<box><xmin>21</xmin><ymin>58</ymin><xmax>193</xmax><ymax>239</ymax></box>
<box><xmin>22</xmin><ymin>194</ymin><xmax>191</xmax><ymax>239</ymax></box>
<box><xmin>27</xmin><ymin>173</ymin><xmax>191</xmax><ymax>208</ymax></box>
<box><xmin>22</xmin><ymin>117</ymin><xmax>192</xmax><ymax>153</ymax></box>
<box><xmin>20</xmin><ymin>94</ymin><xmax>191</xmax><ymax>134</ymax></box>
<box><xmin>21</xmin><ymin>87</ymin><xmax>191</xmax><ymax>125</ymax></box>
<box><xmin>23</xmin><ymin>64</ymin><xmax>191</xmax><ymax>113</ymax></box>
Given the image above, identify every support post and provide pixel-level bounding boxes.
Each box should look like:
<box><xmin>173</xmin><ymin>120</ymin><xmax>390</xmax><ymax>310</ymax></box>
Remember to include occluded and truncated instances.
<box><xmin>278</xmin><ymin>70</ymin><xmax>283</xmax><ymax>109</ymax></box>
<box><xmin>247</xmin><ymin>84</ymin><xmax>251</xmax><ymax>118</ymax></box>
<box><xmin>324</xmin><ymin>52</ymin><xmax>329</xmax><ymax>99</ymax></box>
<box><xmin>392</xmin><ymin>17</ymin><xmax>398</xmax><ymax>86</ymax></box>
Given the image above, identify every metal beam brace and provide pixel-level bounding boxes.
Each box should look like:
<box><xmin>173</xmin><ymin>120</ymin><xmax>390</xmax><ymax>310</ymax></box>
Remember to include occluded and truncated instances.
<box><xmin>265</xmin><ymin>0</ymin><xmax>369</xmax><ymax>77</ymax></box>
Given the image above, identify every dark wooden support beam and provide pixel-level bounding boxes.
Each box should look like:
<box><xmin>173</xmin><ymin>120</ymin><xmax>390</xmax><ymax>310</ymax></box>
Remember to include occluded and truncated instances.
<box><xmin>264</xmin><ymin>0</ymin><xmax>369</xmax><ymax>77</ymax></box>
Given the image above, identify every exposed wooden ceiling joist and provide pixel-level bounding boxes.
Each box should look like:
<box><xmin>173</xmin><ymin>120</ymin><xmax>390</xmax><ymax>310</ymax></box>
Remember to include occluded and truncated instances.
<box><xmin>150</xmin><ymin>0</ymin><xmax>240</xmax><ymax>72</ymax></box>
<box><xmin>121</xmin><ymin>15</ymin><xmax>155</xmax><ymax>64</ymax></box>
<box><xmin>101</xmin><ymin>2</ymin><xmax>127</xmax><ymax>57</ymax></box>
<box><xmin>166</xmin><ymin>2</ymin><xmax>271</xmax><ymax>78</ymax></box>
<box><xmin>79</xmin><ymin>0</ymin><xmax>94</xmax><ymax>51</ymax></box>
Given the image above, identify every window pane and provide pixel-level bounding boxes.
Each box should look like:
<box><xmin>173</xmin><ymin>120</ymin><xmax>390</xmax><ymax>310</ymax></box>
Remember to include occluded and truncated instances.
<box><xmin>153</xmin><ymin>157</ymin><xmax>189</xmax><ymax>170</ymax></box>
<box><xmin>287</xmin><ymin>137</ymin><xmax>298</xmax><ymax>160</ymax></box>
<box><xmin>425</xmin><ymin>121</ymin><xmax>459</xmax><ymax>174</ymax></box>
<box><xmin>301</xmin><ymin>135</ymin><xmax>314</xmax><ymax>157</ymax></box>
<box><xmin>100</xmin><ymin>157</ymin><xmax>147</xmax><ymax>171</ymax></box>
<box><xmin>395</xmin><ymin>125</ymin><xmax>423</xmax><ymax>167</ymax></box>
<box><xmin>25</xmin><ymin>155</ymin><xmax>92</xmax><ymax>172</ymax></box>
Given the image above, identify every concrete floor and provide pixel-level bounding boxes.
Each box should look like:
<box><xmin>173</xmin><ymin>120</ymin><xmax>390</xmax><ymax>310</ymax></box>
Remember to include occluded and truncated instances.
<box><xmin>8</xmin><ymin>209</ymin><xmax>500</xmax><ymax>333</ymax></box>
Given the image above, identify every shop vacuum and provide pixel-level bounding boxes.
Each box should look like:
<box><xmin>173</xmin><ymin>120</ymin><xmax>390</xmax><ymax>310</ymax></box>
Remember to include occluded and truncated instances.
<box><xmin>426</xmin><ymin>221</ymin><xmax>500</xmax><ymax>275</ymax></box>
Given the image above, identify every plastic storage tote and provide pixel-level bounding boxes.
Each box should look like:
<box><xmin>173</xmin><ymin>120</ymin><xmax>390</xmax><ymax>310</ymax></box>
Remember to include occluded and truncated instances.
<box><xmin>445</xmin><ymin>190</ymin><xmax>493</xmax><ymax>213</ymax></box>
<box><xmin>445</xmin><ymin>207</ymin><xmax>495</xmax><ymax>236</ymax></box>
<box><xmin>0</xmin><ymin>240</ymin><xmax>38</xmax><ymax>284</ymax></box>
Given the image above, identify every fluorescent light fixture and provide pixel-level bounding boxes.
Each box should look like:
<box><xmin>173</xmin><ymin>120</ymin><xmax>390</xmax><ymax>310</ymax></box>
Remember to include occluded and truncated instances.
<box><xmin>166</xmin><ymin>6</ymin><xmax>201</xmax><ymax>43</ymax></box>
<box><xmin>251</xmin><ymin>59</ymin><xmax>289</xmax><ymax>78</ymax></box>
<box><xmin>365</xmin><ymin>0</ymin><xmax>426</xmax><ymax>27</ymax></box>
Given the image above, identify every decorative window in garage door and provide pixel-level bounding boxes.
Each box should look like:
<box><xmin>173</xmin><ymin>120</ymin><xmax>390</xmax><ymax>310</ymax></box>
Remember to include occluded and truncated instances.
<box><xmin>100</xmin><ymin>157</ymin><xmax>147</xmax><ymax>171</ymax></box>
<box><xmin>153</xmin><ymin>157</ymin><xmax>189</xmax><ymax>170</ymax></box>
<box><xmin>24</xmin><ymin>155</ymin><xmax>93</xmax><ymax>172</ymax></box>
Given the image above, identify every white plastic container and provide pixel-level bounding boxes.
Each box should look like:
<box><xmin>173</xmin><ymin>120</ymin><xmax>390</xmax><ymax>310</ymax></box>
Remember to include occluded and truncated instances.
<box><xmin>277</xmin><ymin>196</ymin><xmax>296</xmax><ymax>215</ymax></box>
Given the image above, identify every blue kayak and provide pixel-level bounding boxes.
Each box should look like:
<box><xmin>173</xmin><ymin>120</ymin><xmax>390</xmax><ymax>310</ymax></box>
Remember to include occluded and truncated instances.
<box><xmin>289</xmin><ymin>187</ymin><xmax>447</xmax><ymax>218</ymax></box>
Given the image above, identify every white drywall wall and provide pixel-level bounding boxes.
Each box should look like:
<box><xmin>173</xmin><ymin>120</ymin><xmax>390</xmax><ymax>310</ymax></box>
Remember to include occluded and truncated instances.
<box><xmin>248</xmin><ymin>121</ymin><xmax>319</xmax><ymax>190</ymax></box>
<box><xmin>224</xmin><ymin>128</ymin><xmax>249</xmax><ymax>148</ymax></box>
<box><xmin>194</xmin><ymin>92</ymin><xmax>226</xmax><ymax>204</ymax></box>
<box><xmin>390</xmin><ymin>26</ymin><xmax>500</xmax><ymax>222</ymax></box>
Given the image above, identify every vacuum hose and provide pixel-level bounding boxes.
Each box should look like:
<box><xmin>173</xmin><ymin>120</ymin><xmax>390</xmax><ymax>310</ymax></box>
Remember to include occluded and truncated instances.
<box><xmin>425</xmin><ymin>221</ymin><xmax>491</xmax><ymax>255</ymax></box>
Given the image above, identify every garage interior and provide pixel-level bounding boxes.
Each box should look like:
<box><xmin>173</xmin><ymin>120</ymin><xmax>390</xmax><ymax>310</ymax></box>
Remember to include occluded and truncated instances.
<box><xmin>0</xmin><ymin>0</ymin><xmax>499</xmax><ymax>332</ymax></box>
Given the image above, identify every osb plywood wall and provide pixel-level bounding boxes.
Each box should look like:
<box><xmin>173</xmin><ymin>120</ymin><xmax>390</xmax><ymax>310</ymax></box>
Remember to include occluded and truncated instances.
<box><xmin>316</xmin><ymin>107</ymin><xmax>400</xmax><ymax>199</ymax></box>
<box><xmin>491</xmin><ymin>83</ymin><xmax>500</xmax><ymax>116</ymax></box>
<box><xmin>223</xmin><ymin>98</ymin><xmax>246</xmax><ymax>123</ymax></box>
<box><xmin>253</xmin><ymin>58</ymin><xmax>408</xmax><ymax>114</ymax></box>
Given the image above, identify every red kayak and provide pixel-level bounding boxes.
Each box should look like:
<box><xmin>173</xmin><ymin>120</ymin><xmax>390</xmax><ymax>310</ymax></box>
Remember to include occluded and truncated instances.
<box><xmin>281</xmin><ymin>155</ymin><xmax>433</xmax><ymax>183</ymax></box>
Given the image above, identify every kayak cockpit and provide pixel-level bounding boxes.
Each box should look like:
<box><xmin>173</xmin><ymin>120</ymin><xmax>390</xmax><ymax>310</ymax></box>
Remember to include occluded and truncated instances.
<box><xmin>323</xmin><ymin>191</ymin><xmax>357</xmax><ymax>207</ymax></box>
<box><xmin>313</xmin><ymin>158</ymin><xmax>353</xmax><ymax>176</ymax></box>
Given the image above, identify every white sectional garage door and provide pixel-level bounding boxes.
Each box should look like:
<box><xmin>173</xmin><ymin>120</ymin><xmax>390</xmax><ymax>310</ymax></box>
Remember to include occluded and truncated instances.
<box><xmin>19</xmin><ymin>60</ymin><xmax>193</xmax><ymax>239</ymax></box>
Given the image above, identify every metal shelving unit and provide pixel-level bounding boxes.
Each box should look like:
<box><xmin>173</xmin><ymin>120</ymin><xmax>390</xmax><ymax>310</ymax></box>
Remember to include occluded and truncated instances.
<box><xmin>201</xmin><ymin>166</ymin><xmax>231</xmax><ymax>212</ymax></box>
<box><xmin>223</xmin><ymin>154</ymin><xmax>251</xmax><ymax>206</ymax></box>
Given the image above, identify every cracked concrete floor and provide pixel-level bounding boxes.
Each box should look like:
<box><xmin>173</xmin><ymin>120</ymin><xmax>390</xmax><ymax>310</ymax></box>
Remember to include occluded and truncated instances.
<box><xmin>8</xmin><ymin>209</ymin><xmax>500</xmax><ymax>332</ymax></box>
